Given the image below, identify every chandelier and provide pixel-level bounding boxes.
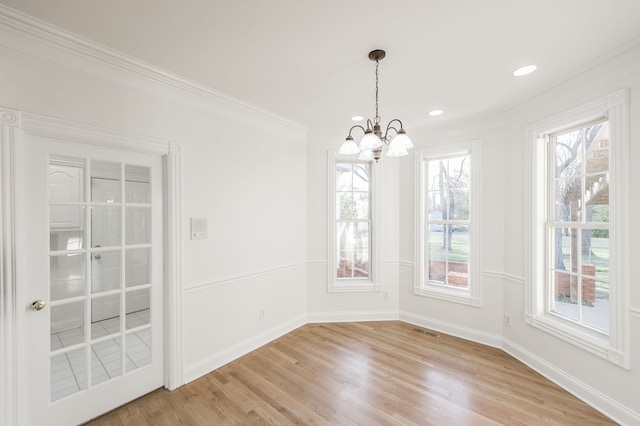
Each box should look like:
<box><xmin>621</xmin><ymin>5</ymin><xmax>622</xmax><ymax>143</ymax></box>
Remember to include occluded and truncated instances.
<box><xmin>339</xmin><ymin>49</ymin><xmax>413</xmax><ymax>162</ymax></box>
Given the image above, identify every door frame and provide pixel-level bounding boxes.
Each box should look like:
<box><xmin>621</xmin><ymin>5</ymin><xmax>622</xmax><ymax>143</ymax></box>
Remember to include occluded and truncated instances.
<box><xmin>0</xmin><ymin>106</ymin><xmax>183</xmax><ymax>426</ymax></box>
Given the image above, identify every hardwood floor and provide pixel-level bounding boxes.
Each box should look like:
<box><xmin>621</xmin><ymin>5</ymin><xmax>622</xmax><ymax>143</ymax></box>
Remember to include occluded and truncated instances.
<box><xmin>88</xmin><ymin>322</ymin><xmax>616</xmax><ymax>425</ymax></box>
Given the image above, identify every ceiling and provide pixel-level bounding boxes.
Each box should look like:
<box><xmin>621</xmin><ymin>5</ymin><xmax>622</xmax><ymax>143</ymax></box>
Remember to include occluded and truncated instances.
<box><xmin>3</xmin><ymin>0</ymin><xmax>640</xmax><ymax>133</ymax></box>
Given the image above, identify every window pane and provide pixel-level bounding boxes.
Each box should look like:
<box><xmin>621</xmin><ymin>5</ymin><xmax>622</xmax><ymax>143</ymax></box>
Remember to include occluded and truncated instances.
<box><xmin>428</xmin><ymin>230</ymin><xmax>446</xmax><ymax>283</ymax></box>
<box><xmin>451</xmin><ymin>189</ymin><xmax>469</xmax><ymax>220</ymax></box>
<box><xmin>51</xmin><ymin>347</ymin><xmax>86</xmax><ymax>402</ymax></box>
<box><xmin>555</xmin><ymin>130</ymin><xmax>583</xmax><ymax>179</ymax></box>
<box><xmin>338</xmin><ymin>192</ymin><xmax>355</xmax><ymax>219</ymax></box>
<box><xmin>49</xmin><ymin>158</ymin><xmax>84</xmax><ymax>203</ymax></box>
<box><xmin>337</xmin><ymin>222</ymin><xmax>369</xmax><ymax>278</ymax></box>
<box><xmin>427</xmin><ymin>156</ymin><xmax>470</xmax><ymax>220</ymax></box>
<box><xmin>582</xmin><ymin>229</ymin><xmax>609</xmax><ymax>281</ymax></box>
<box><xmin>125</xmin><ymin>206</ymin><xmax>151</xmax><ymax>245</ymax></box>
<box><xmin>92</xmin><ymin>206</ymin><xmax>121</xmax><ymax>247</ymax></box>
<box><xmin>354</xmin><ymin>192</ymin><xmax>369</xmax><ymax>219</ymax></box>
<box><xmin>448</xmin><ymin>231</ymin><xmax>468</xmax><ymax>288</ymax></box>
<box><xmin>427</xmin><ymin>191</ymin><xmax>443</xmax><ymax>215</ymax></box>
<box><xmin>584</xmin><ymin>174</ymin><xmax>608</xmax><ymax>216</ymax></box>
<box><xmin>552</xmin><ymin>271</ymin><xmax>579</xmax><ymax>321</ymax></box>
<box><xmin>51</xmin><ymin>301</ymin><xmax>85</xmax><ymax>350</ymax></box>
<box><xmin>50</xmin><ymin>253</ymin><xmax>86</xmax><ymax>301</ymax></box>
<box><xmin>126</xmin><ymin>248</ymin><xmax>151</xmax><ymax>288</ymax></box>
<box><xmin>551</xmin><ymin>227</ymin><xmax>577</xmax><ymax>273</ymax></box>
<box><xmin>91</xmin><ymin>250</ymin><xmax>121</xmax><ymax>294</ymax></box>
<box><xmin>336</xmin><ymin>163</ymin><xmax>353</xmax><ymax>191</ymax></box>
<box><xmin>125</xmin><ymin>165</ymin><xmax>151</xmax><ymax>204</ymax></box>
<box><xmin>585</xmin><ymin>278</ymin><xmax>610</xmax><ymax>333</ymax></box>
<box><xmin>126</xmin><ymin>329</ymin><xmax>151</xmax><ymax>372</ymax></box>
<box><xmin>584</xmin><ymin>121</ymin><xmax>609</xmax><ymax>174</ymax></box>
<box><xmin>351</xmin><ymin>164</ymin><xmax>369</xmax><ymax>191</ymax></box>
<box><xmin>50</xmin><ymin>206</ymin><xmax>85</xmax><ymax>250</ymax></box>
<box><xmin>126</xmin><ymin>288</ymin><xmax>151</xmax><ymax>329</ymax></box>
<box><xmin>92</xmin><ymin>338</ymin><xmax>122</xmax><ymax>383</ymax></box>
<box><xmin>91</xmin><ymin>160</ymin><xmax>121</xmax><ymax>203</ymax></box>
<box><xmin>554</xmin><ymin>179</ymin><xmax>582</xmax><ymax>222</ymax></box>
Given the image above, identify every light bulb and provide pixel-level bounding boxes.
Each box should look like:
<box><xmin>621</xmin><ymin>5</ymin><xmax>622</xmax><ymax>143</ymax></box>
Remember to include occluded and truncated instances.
<box><xmin>339</xmin><ymin>137</ymin><xmax>360</xmax><ymax>155</ymax></box>
<box><xmin>359</xmin><ymin>130</ymin><xmax>383</xmax><ymax>150</ymax></box>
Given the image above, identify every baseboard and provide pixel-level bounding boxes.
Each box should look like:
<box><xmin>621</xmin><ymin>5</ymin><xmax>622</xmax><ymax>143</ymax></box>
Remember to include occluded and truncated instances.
<box><xmin>306</xmin><ymin>310</ymin><xmax>400</xmax><ymax>323</ymax></box>
<box><xmin>399</xmin><ymin>310</ymin><xmax>503</xmax><ymax>349</ymax></box>
<box><xmin>182</xmin><ymin>314</ymin><xmax>306</xmax><ymax>384</ymax></box>
<box><xmin>502</xmin><ymin>339</ymin><xmax>640</xmax><ymax>425</ymax></box>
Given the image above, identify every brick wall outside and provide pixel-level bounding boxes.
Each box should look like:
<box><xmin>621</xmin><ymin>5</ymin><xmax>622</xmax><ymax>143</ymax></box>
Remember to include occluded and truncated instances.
<box><xmin>555</xmin><ymin>264</ymin><xmax>596</xmax><ymax>303</ymax></box>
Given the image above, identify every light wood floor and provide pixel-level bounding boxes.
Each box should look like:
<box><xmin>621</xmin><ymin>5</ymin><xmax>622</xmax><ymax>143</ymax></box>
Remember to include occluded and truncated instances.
<box><xmin>88</xmin><ymin>321</ymin><xmax>616</xmax><ymax>425</ymax></box>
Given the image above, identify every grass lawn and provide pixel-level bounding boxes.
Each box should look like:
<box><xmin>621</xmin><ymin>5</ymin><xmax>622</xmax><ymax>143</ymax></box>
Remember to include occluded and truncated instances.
<box><xmin>560</xmin><ymin>235</ymin><xmax>609</xmax><ymax>299</ymax></box>
<box><xmin>428</xmin><ymin>230</ymin><xmax>468</xmax><ymax>262</ymax></box>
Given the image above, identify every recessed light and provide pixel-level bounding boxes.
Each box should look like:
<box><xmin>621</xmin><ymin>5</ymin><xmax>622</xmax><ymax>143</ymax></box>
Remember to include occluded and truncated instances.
<box><xmin>351</xmin><ymin>115</ymin><xmax>364</xmax><ymax>121</ymax></box>
<box><xmin>429</xmin><ymin>109</ymin><xmax>444</xmax><ymax>117</ymax></box>
<box><xmin>513</xmin><ymin>64</ymin><xmax>537</xmax><ymax>77</ymax></box>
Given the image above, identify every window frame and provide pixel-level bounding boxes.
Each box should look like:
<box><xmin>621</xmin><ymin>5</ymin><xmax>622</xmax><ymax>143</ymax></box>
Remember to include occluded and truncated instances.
<box><xmin>327</xmin><ymin>151</ymin><xmax>381</xmax><ymax>292</ymax></box>
<box><xmin>525</xmin><ymin>90</ymin><xmax>630</xmax><ymax>368</ymax></box>
<box><xmin>414</xmin><ymin>140</ymin><xmax>482</xmax><ymax>306</ymax></box>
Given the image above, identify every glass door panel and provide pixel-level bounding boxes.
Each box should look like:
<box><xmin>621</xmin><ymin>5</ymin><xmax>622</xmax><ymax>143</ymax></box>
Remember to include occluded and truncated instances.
<box><xmin>47</xmin><ymin>154</ymin><xmax>157</xmax><ymax>404</ymax></box>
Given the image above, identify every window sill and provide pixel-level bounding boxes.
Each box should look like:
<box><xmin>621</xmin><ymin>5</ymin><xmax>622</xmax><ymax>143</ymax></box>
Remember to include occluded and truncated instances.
<box><xmin>525</xmin><ymin>312</ymin><xmax>627</xmax><ymax>369</ymax></box>
<box><xmin>414</xmin><ymin>285</ymin><xmax>481</xmax><ymax>307</ymax></box>
<box><xmin>329</xmin><ymin>281</ymin><xmax>381</xmax><ymax>293</ymax></box>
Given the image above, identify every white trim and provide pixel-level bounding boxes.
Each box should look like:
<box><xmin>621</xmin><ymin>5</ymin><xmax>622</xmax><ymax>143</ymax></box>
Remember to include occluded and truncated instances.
<box><xmin>183</xmin><ymin>314</ymin><xmax>306</xmax><ymax>384</ymax></box>
<box><xmin>184</xmin><ymin>262</ymin><xmax>307</xmax><ymax>293</ymax></box>
<box><xmin>327</xmin><ymin>152</ymin><xmax>382</xmax><ymax>293</ymax></box>
<box><xmin>397</xmin><ymin>260</ymin><xmax>414</xmax><ymax>268</ymax></box>
<box><xmin>21</xmin><ymin>112</ymin><xmax>170</xmax><ymax>155</ymax></box>
<box><xmin>0</xmin><ymin>107</ymin><xmax>21</xmax><ymax>426</ymax></box>
<box><xmin>525</xmin><ymin>89</ymin><xmax>630</xmax><ymax>369</ymax></box>
<box><xmin>307</xmin><ymin>310</ymin><xmax>399</xmax><ymax>323</ymax></box>
<box><xmin>502</xmin><ymin>339</ymin><xmax>640</xmax><ymax>425</ymax></box>
<box><xmin>0</xmin><ymin>4</ymin><xmax>307</xmax><ymax>137</ymax></box>
<box><xmin>399</xmin><ymin>311</ymin><xmax>503</xmax><ymax>349</ymax></box>
<box><xmin>482</xmin><ymin>270</ymin><xmax>525</xmax><ymax>286</ymax></box>
<box><xmin>413</xmin><ymin>140</ymin><xmax>482</xmax><ymax>307</ymax></box>
<box><xmin>164</xmin><ymin>142</ymin><xmax>183</xmax><ymax>390</ymax></box>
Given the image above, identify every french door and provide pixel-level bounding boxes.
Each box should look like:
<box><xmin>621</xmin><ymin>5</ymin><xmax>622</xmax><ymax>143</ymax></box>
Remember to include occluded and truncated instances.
<box><xmin>19</xmin><ymin>133</ymin><xmax>165</xmax><ymax>425</ymax></box>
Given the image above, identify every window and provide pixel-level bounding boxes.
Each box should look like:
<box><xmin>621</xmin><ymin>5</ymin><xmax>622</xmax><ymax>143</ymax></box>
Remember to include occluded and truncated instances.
<box><xmin>414</xmin><ymin>141</ymin><xmax>481</xmax><ymax>306</ymax></box>
<box><xmin>548</xmin><ymin>119</ymin><xmax>610</xmax><ymax>332</ymax></box>
<box><xmin>328</xmin><ymin>152</ymin><xmax>380</xmax><ymax>292</ymax></box>
<box><xmin>526</xmin><ymin>90</ymin><xmax>629</xmax><ymax>368</ymax></box>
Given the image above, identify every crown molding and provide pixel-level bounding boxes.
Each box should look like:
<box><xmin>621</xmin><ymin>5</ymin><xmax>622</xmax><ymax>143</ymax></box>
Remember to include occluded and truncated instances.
<box><xmin>0</xmin><ymin>4</ymin><xmax>308</xmax><ymax>137</ymax></box>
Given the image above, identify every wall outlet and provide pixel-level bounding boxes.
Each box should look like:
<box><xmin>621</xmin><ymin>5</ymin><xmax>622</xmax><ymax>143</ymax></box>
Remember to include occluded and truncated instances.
<box><xmin>259</xmin><ymin>309</ymin><xmax>265</xmax><ymax>320</ymax></box>
<box><xmin>383</xmin><ymin>292</ymin><xmax>389</xmax><ymax>300</ymax></box>
<box><xmin>504</xmin><ymin>314</ymin><xmax>512</xmax><ymax>327</ymax></box>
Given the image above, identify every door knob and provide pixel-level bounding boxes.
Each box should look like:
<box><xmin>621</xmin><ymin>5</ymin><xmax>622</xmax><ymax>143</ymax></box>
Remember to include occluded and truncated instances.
<box><xmin>30</xmin><ymin>300</ymin><xmax>46</xmax><ymax>311</ymax></box>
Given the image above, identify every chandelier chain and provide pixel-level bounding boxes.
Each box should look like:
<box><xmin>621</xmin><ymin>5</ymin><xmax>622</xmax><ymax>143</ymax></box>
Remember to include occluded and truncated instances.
<box><xmin>375</xmin><ymin>59</ymin><xmax>379</xmax><ymax>121</ymax></box>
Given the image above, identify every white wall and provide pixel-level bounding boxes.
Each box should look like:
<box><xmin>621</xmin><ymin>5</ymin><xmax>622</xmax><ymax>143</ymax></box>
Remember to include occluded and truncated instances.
<box><xmin>0</xmin><ymin>44</ymin><xmax>308</xmax><ymax>384</ymax></box>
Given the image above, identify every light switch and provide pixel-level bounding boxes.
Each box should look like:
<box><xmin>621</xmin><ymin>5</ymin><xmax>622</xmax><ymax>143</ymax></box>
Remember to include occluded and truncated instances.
<box><xmin>190</xmin><ymin>217</ymin><xmax>207</xmax><ymax>240</ymax></box>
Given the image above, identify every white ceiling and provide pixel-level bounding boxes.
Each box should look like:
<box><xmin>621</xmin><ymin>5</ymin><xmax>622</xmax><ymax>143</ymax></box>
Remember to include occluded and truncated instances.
<box><xmin>3</xmin><ymin>0</ymin><xmax>640</xmax><ymax>133</ymax></box>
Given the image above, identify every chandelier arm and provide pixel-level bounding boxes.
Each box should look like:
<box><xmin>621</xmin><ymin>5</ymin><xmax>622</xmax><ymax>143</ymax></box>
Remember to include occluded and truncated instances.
<box><xmin>386</xmin><ymin>118</ymin><xmax>405</xmax><ymax>129</ymax></box>
<box><xmin>347</xmin><ymin>125</ymin><xmax>367</xmax><ymax>137</ymax></box>
<box><xmin>366</xmin><ymin>119</ymin><xmax>375</xmax><ymax>131</ymax></box>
